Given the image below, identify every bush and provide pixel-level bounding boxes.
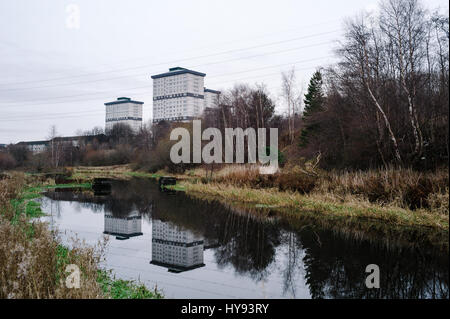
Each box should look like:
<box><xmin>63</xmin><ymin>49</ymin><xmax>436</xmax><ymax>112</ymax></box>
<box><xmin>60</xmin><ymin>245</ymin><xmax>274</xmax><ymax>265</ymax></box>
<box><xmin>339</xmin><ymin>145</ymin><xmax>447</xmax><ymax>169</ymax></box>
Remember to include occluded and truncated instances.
<box><xmin>402</xmin><ymin>177</ymin><xmax>434</xmax><ymax>209</ymax></box>
<box><xmin>83</xmin><ymin>146</ymin><xmax>132</xmax><ymax>166</ymax></box>
<box><xmin>276</xmin><ymin>165</ymin><xmax>318</xmax><ymax>194</ymax></box>
<box><xmin>132</xmin><ymin>139</ymin><xmax>194</xmax><ymax>174</ymax></box>
<box><xmin>0</xmin><ymin>152</ymin><xmax>16</xmax><ymax>170</ymax></box>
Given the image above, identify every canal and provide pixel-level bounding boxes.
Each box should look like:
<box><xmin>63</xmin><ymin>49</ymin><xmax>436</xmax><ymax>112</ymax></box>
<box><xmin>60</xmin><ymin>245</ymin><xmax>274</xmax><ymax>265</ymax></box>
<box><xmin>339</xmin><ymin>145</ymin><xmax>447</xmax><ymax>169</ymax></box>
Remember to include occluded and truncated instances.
<box><xmin>39</xmin><ymin>178</ymin><xmax>449</xmax><ymax>299</ymax></box>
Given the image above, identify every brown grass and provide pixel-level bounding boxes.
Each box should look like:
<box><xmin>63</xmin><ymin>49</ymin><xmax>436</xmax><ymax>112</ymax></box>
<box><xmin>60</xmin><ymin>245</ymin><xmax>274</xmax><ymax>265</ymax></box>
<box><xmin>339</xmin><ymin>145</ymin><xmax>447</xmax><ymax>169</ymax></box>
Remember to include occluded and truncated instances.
<box><xmin>316</xmin><ymin>167</ymin><xmax>449</xmax><ymax>212</ymax></box>
<box><xmin>0</xmin><ymin>172</ymin><xmax>104</xmax><ymax>298</ymax></box>
<box><xmin>194</xmin><ymin>164</ymin><xmax>449</xmax><ymax>213</ymax></box>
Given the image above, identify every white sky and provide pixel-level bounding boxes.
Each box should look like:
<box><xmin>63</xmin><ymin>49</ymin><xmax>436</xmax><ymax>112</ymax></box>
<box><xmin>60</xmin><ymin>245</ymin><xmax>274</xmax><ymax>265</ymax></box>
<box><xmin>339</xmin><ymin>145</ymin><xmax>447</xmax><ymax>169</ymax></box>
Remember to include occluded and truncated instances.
<box><xmin>0</xmin><ymin>0</ymin><xmax>448</xmax><ymax>143</ymax></box>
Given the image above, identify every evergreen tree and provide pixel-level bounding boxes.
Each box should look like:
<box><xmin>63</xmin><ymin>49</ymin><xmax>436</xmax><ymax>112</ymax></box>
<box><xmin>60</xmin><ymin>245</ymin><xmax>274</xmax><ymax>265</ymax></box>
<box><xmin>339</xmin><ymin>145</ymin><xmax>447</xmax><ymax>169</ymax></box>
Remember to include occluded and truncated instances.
<box><xmin>300</xmin><ymin>71</ymin><xmax>324</xmax><ymax>147</ymax></box>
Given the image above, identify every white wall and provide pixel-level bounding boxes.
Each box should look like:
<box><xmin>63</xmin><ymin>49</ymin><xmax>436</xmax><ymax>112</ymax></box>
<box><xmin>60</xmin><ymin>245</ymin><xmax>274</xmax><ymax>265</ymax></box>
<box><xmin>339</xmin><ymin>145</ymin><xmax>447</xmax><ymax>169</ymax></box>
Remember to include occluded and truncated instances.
<box><xmin>105</xmin><ymin>101</ymin><xmax>143</xmax><ymax>132</ymax></box>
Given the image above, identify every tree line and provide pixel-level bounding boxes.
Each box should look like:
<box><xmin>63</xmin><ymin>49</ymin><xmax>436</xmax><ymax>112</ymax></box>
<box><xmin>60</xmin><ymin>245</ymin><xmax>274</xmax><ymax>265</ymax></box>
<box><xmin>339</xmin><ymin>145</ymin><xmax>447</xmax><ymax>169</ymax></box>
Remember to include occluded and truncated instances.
<box><xmin>301</xmin><ymin>0</ymin><xmax>449</xmax><ymax>169</ymax></box>
<box><xmin>1</xmin><ymin>0</ymin><xmax>447</xmax><ymax>172</ymax></box>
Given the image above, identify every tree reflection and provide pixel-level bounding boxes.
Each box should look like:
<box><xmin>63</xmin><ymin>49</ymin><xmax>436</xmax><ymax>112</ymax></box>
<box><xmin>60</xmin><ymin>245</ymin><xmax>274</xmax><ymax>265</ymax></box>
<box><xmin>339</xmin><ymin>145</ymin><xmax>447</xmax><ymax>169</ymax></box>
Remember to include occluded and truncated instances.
<box><xmin>298</xmin><ymin>228</ymin><xmax>449</xmax><ymax>299</ymax></box>
<box><xmin>44</xmin><ymin>178</ymin><xmax>449</xmax><ymax>298</ymax></box>
<box><xmin>213</xmin><ymin>212</ymin><xmax>280</xmax><ymax>281</ymax></box>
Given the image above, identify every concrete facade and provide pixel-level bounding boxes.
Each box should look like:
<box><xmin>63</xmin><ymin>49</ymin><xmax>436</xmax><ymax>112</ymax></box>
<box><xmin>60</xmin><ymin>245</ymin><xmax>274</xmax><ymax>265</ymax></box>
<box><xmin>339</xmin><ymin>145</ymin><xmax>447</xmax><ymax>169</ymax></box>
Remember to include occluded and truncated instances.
<box><xmin>16</xmin><ymin>135</ymin><xmax>108</xmax><ymax>154</ymax></box>
<box><xmin>151</xmin><ymin>67</ymin><xmax>220</xmax><ymax>123</ymax></box>
<box><xmin>103</xmin><ymin>211</ymin><xmax>143</xmax><ymax>239</ymax></box>
<box><xmin>16</xmin><ymin>140</ymin><xmax>48</xmax><ymax>153</ymax></box>
<box><xmin>151</xmin><ymin>219</ymin><xmax>205</xmax><ymax>272</ymax></box>
<box><xmin>104</xmin><ymin>97</ymin><xmax>143</xmax><ymax>132</ymax></box>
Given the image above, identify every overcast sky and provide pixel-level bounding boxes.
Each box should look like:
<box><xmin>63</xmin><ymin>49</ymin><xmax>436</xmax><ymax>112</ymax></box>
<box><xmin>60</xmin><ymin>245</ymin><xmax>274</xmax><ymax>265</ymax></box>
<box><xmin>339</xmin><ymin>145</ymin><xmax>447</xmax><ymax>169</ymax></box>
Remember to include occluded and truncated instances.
<box><xmin>0</xmin><ymin>0</ymin><xmax>448</xmax><ymax>143</ymax></box>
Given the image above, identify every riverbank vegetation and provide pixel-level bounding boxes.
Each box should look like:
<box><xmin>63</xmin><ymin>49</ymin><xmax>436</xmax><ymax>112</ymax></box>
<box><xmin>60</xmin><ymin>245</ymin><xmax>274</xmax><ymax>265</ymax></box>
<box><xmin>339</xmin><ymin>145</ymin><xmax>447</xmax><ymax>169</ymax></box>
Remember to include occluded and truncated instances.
<box><xmin>0</xmin><ymin>172</ymin><xmax>162</xmax><ymax>299</ymax></box>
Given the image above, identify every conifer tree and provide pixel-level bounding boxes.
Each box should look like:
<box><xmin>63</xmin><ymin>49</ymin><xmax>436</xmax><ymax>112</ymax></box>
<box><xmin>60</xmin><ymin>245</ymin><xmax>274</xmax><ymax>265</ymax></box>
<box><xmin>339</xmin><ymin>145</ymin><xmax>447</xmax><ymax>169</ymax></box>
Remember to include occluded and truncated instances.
<box><xmin>300</xmin><ymin>71</ymin><xmax>324</xmax><ymax>147</ymax></box>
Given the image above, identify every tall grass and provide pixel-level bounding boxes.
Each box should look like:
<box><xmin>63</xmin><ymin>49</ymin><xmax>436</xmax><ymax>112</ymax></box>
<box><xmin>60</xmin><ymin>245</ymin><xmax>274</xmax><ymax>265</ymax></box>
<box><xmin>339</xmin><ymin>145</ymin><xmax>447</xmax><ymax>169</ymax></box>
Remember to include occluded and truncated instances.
<box><xmin>202</xmin><ymin>165</ymin><xmax>449</xmax><ymax>213</ymax></box>
<box><xmin>0</xmin><ymin>172</ymin><xmax>103</xmax><ymax>298</ymax></box>
<box><xmin>316</xmin><ymin>167</ymin><xmax>449</xmax><ymax>211</ymax></box>
<box><xmin>0</xmin><ymin>172</ymin><xmax>162</xmax><ymax>299</ymax></box>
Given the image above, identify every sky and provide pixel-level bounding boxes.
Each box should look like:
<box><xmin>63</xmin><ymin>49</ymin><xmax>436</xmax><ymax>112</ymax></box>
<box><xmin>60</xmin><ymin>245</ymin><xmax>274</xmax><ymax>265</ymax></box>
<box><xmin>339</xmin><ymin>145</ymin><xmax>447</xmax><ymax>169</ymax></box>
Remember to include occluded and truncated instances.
<box><xmin>0</xmin><ymin>0</ymin><xmax>448</xmax><ymax>143</ymax></box>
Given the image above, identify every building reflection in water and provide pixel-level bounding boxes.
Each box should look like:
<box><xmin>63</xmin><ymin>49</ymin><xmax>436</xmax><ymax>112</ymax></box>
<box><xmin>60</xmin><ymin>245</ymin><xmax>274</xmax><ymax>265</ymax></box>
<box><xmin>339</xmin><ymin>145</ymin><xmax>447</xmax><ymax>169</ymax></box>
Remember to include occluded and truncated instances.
<box><xmin>151</xmin><ymin>219</ymin><xmax>205</xmax><ymax>273</ymax></box>
<box><xmin>103</xmin><ymin>211</ymin><xmax>143</xmax><ymax>240</ymax></box>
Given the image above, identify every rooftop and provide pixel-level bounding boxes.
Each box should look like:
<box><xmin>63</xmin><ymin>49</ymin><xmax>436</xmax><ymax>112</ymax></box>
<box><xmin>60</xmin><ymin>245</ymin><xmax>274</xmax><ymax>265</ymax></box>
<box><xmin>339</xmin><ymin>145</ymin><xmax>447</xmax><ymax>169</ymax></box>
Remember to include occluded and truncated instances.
<box><xmin>105</xmin><ymin>97</ymin><xmax>144</xmax><ymax>106</ymax></box>
<box><xmin>204</xmin><ymin>88</ymin><xmax>221</xmax><ymax>94</ymax></box>
<box><xmin>17</xmin><ymin>134</ymin><xmax>107</xmax><ymax>145</ymax></box>
<box><xmin>16</xmin><ymin>140</ymin><xmax>49</xmax><ymax>145</ymax></box>
<box><xmin>151</xmin><ymin>67</ymin><xmax>206</xmax><ymax>79</ymax></box>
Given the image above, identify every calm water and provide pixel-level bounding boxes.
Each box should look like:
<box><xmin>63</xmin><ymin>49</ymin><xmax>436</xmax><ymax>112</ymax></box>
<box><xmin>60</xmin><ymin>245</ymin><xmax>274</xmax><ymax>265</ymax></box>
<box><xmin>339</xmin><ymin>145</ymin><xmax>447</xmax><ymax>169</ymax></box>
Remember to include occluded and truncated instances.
<box><xmin>39</xmin><ymin>178</ymin><xmax>449</xmax><ymax>299</ymax></box>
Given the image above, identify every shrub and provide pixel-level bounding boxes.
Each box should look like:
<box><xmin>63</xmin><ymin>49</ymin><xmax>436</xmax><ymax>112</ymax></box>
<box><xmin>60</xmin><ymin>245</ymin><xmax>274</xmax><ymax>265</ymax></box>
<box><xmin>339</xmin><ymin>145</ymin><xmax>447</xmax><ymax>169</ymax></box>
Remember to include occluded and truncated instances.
<box><xmin>276</xmin><ymin>165</ymin><xmax>318</xmax><ymax>194</ymax></box>
<box><xmin>83</xmin><ymin>147</ymin><xmax>132</xmax><ymax>166</ymax></box>
<box><xmin>427</xmin><ymin>191</ymin><xmax>449</xmax><ymax>216</ymax></box>
<box><xmin>0</xmin><ymin>152</ymin><xmax>16</xmax><ymax>170</ymax></box>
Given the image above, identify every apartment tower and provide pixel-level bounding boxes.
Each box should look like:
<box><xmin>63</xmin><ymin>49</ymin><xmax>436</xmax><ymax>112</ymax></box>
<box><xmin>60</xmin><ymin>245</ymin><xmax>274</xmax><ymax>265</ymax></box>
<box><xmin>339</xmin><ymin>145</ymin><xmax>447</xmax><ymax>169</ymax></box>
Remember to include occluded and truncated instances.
<box><xmin>104</xmin><ymin>97</ymin><xmax>144</xmax><ymax>132</ymax></box>
<box><xmin>151</xmin><ymin>67</ymin><xmax>220</xmax><ymax>123</ymax></box>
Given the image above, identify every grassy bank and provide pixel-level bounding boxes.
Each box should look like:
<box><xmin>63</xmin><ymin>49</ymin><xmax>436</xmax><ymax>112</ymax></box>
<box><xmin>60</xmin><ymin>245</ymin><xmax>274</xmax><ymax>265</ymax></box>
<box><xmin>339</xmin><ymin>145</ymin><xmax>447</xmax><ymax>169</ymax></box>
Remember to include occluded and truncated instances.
<box><xmin>179</xmin><ymin>182</ymin><xmax>448</xmax><ymax>229</ymax></box>
<box><xmin>180</xmin><ymin>182</ymin><xmax>447</xmax><ymax>248</ymax></box>
<box><xmin>0</xmin><ymin>172</ymin><xmax>162</xmax><ymax>299</ymax></box>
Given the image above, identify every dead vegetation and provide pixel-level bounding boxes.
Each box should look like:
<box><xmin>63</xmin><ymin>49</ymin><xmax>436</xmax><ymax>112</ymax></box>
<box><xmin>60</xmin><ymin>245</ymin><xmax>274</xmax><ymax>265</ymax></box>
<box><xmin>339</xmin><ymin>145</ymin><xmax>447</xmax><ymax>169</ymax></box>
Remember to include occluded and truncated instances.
<box><xmin>0</xmin><ymin>172</ymin><xmax>162</xmax><ymax>299</ymax></box>
<box><xmin>0</xmin><ymin>172</ymin><xmax>104</xmax><ymax>298</ymax></box>
<box><xmin>187</xmin><ymin>162</ymin><xmax>448</xmax><ymax>214</ymax></box>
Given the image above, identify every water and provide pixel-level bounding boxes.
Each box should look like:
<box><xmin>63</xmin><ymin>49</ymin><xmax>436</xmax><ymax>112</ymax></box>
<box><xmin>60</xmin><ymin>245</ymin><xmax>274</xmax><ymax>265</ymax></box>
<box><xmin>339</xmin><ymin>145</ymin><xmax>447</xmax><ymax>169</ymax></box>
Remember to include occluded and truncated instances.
<box><xmin>39</xmin><ymin>178</ymin><xmax>449</xmax><ymax>299</ymax></box>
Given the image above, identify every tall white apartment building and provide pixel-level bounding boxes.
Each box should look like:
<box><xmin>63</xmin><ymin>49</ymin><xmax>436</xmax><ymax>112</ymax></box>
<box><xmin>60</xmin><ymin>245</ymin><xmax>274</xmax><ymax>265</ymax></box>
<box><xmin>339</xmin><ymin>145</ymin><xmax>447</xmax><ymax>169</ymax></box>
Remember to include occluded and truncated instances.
<box><xmin>104</xmin><ymin>97</ymin><xmax>144</xmax><ymax>132</ymax></box>
<box><xmin>151</xmin><ymin>67</ymin><xmax>220</xmax><ymax>123</ymax></box>
<box><xmin>151</xmin><ymin>219</ymin><xmax>205</xmax><ymax>272</ymax></box>
<box><xmin>103</xmin><ymin>211</ymin><xmax>143</xmax><ymax>239</ymax></box>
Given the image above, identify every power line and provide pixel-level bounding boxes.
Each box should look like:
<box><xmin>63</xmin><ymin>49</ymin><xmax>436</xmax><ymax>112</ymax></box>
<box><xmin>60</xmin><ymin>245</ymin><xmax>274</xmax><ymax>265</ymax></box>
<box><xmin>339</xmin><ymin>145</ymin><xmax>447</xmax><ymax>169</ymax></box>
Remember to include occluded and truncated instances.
<box><xmin>0</xmin><ymin>23</ymin><xmax>341</xmax><ymax>87</ymax></box>
<box><xmin>209</xmin><ymin>55</ymin><xmax>333</xmax><ymax>79</ymax></box>
<box><xmin>0</xmin><ymin>58</ymin><xmax>336</xmax><ymax>122</ymax></box>
<box><xmin>0</xmin><ymin>55</ymin><xmax>333</xmax><ymax>109</ymax></box>
<box><xmin>0</xmin><ymin>111</ymin><xmax>106</xmax><ymax>122</ymax></box>
<box><xmin>1</xmin><ymin>109</ymin><xmax>106</xmax><ymax>121</ymax></box>
<box><xmin>0</xmin><ymin>39</ymin><xmax>337</xmax><ymax>93</ymax></box>
<box><xmin>0</xmin><ymin>64</ymin><xmax>318</xmax><ymax>122</ymax></box>
<box><xmin>84</xmin><ymin>18</ymin><xmax>341</xmax><ymax>74</ymax></box>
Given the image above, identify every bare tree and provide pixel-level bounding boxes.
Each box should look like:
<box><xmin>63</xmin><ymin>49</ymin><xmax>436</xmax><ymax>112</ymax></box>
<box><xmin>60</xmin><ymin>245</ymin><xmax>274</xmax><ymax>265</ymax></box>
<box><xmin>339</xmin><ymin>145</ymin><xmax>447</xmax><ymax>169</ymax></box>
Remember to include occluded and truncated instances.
<box><xmin>339</xmin><ymin>15</ymin><xmax>403</xmax><ymax>164</ymax></box>
<box><xmin>281</xmin><ymin>68</ymin><xmax>300</xmax><ymax>143</ymax></box>
<box><xmin>379</xmin><ymin>0</ymin><xmax>426</xmax><ymax>158</ymax></box>
<box><xmin>47</xmin><ymin>125</ymin><xmax>63</xmax><ymax>168</ymax></box>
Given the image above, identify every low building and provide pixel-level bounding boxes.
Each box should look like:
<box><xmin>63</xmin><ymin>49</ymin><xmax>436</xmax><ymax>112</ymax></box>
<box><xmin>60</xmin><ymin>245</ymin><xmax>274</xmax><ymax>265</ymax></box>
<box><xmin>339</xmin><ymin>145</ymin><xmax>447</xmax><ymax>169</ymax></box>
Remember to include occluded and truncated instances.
<box><xmin>16</xmin><ymin>134</ymin><xmax>107</xmax><ymax>154</ymax></box>
<box><xmin>16</xmin><ymin>140</ymin><xmax>49</xmax><ymax>154</ymax></box>
<box><xmin>52</xmin><ymin>134</ymin><xmax>107</xmax><ymax>147</ymax></box>
<box><xmin>104</xmin><ymin>97</ymin><xmax>144</xmax><ymax>132</ymax></box>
